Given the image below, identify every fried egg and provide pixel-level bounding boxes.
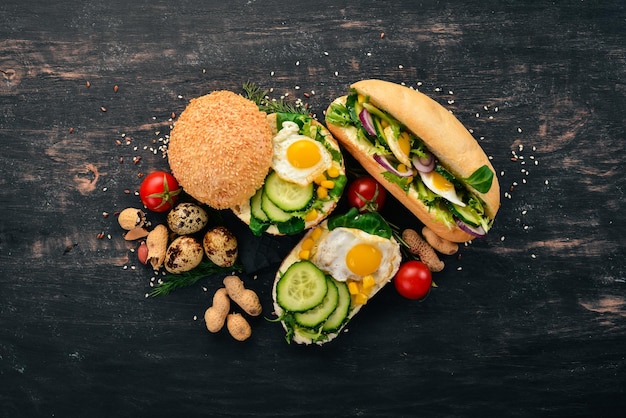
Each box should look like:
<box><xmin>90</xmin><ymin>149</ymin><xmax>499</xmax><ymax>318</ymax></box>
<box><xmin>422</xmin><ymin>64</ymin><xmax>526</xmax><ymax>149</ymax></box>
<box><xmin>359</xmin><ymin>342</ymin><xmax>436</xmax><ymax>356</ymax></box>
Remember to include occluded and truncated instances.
<box><xmin>271</xmin><ymin>121</ymin><xmax>332</xmax><ymax>186</ymax></box>
<box><xmin>419</xmin><ymin>170</ymin><xmax>466</xmax><ymax>207</ymax></box>
<box><xmin>310</xmin><ymin>227</ymin><xmax>401</xmax><ymax>283</ymax></box>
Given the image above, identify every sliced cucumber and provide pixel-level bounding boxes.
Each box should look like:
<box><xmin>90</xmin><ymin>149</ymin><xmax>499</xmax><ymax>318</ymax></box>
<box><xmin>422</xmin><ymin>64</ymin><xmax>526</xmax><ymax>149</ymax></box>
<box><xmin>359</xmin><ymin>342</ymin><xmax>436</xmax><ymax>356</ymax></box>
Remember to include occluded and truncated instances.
<box><xmin>264</xmin><ymin>171</ymin><xmax>313</xmax><ymax>212</ymax></box>
<box><xmin>276</xmin><ymin>260</ymin><xmax>328</xmax><ymax>312</ymax></box>
<box><xmin>294</xmin><ymin>277</ymin><xmax>339</xmax><ymax>328</ymax></box>
<box><xmin>447</xmin><ymin>202</ymin><xmax>482</xmax><ymax>227</ymax></box>
<box><xmin>321</xmin><ymin>280</ymin><xmax>351</xmax><ymax>332</ymax></box>
<box><xmin>261</xmin><ymin>190</ymin><xmax>292</xmax><ymax>222</ymax></box>
<box><xmin>250</xmin><ymin>188</ymin><xmax>269</xmax><ymax>222</ymax></box>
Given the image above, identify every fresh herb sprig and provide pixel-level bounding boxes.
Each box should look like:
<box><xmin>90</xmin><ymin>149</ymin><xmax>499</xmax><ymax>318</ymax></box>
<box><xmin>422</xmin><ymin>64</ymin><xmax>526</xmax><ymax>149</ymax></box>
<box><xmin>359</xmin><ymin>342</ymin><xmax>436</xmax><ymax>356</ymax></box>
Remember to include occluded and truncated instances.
<box><xmin>243</xmin><ymin>81</ymin><xmax>309</xmax><ymax>115</ymax></box>
<box><xmin>149</xmin><ymin>260</ymin><xmax>243</xmax><ymax>297</ymax></box>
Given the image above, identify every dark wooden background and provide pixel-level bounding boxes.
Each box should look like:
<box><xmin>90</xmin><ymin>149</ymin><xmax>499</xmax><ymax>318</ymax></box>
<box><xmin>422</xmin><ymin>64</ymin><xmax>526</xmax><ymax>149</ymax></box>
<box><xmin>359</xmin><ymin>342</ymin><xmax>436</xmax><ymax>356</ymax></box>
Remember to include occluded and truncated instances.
<box><xmin>1</xmin><ymin>0</ymin><xmax>625</xmax><ymax>417</ymax></box>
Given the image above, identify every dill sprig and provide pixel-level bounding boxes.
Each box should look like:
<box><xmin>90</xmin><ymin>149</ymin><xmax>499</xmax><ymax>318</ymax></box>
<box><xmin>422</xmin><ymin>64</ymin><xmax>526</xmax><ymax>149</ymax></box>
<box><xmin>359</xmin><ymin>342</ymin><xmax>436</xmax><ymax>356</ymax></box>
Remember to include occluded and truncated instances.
<box><xmin>243</xmin><ymin>81</ymin><xmax>309</xmax><ymax>115</ymax></box>
<box><xmin>149</xmin><ymin>260</ymin><xmax>243</xmax><ymax>297</ymax></box>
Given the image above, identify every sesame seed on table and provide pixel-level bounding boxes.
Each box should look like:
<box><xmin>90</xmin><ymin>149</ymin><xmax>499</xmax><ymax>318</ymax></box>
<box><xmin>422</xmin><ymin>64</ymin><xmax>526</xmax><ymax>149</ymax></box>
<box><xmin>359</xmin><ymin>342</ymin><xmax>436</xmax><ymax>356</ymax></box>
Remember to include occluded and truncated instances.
<box><xmin>1</xmin><ymin>0</ymin><xmax>625</xmax><ymax>417</ymax></box>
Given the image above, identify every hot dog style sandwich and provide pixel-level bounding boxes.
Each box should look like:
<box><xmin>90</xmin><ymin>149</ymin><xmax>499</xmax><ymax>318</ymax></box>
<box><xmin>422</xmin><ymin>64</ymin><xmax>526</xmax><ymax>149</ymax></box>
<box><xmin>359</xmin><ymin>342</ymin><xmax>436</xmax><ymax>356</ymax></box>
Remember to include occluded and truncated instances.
<box><xmin>325</xmin><ymin>80</ymin><xmax>500</xmax><ymax>243</ymax></box>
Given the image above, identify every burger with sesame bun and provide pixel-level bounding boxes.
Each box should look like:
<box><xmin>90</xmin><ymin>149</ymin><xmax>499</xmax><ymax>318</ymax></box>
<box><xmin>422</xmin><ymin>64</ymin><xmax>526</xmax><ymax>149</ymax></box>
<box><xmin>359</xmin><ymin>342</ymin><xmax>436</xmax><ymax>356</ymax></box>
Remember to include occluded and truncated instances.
<box><xmin>167</xmin><ymin>90</ymin><xmax>347</xmax><ymax>236</ymax></box>
<box><xmin>325</xmin><ymin>79</ymin><xmax>500</xmax><ymax>243</ymax></box>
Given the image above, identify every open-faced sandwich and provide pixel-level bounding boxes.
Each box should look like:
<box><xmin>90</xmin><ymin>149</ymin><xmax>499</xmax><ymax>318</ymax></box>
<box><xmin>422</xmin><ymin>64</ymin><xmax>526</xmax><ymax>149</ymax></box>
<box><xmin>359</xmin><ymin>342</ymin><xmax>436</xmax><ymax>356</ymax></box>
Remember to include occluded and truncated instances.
<box><xmin>167</xmin><ymin>90</ymin><xmax>347</xmax><ymax>236</ymax></box>
<box><xmin>271</xmin><ymin>208</ymin><xmax>402</xmax><ymax>345</ymax></box>
<box><xmin>325</xmin><ymin>79</ymin><xmax>500</xmax><ymax>243</ymax></box>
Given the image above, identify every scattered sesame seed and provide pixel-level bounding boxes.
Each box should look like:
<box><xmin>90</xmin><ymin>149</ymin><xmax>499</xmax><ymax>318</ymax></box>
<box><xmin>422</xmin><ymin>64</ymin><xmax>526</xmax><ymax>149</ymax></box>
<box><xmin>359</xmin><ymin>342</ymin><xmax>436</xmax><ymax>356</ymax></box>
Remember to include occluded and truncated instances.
<box><xmin>270</xmin><ymin>71</ymin><xmax>275</xmax><ymax>76</ymax></box>
<box><xmin>517</xmin><ymin>127</ymin><xmax>522</xmax><ymax>133</ymax></box>
<box><xmin>398</xmin><ymin>65</ymin><xmax>404</xmax><ymax>69</ymax></box>
<box><xmin>323</xmin><ymin>51</ymin><xmax>329</xmax><ymax>56</ymax></box>
<box><xmin>500</xmin><ymin>236</ymin><xmax>505</xmax><ymax>241</ymax></box>
<box><xmin>193</xmin><ymin>315</ymin><xmax>198</xmax><ymax>321</ymax></box>
<box><xmin>531</xmin><ymin>254</ymin><xmax>537</xmax><ymax>259</ymax></box>
<box><xmin>295</xmin><ymin>60</ymin><xmax>300</xmax><ymax>66</ymax></box>
<box><xmin>102</xmin><ymin>187</ymin><xmax>108</xmax><ymax>192</ymax></box>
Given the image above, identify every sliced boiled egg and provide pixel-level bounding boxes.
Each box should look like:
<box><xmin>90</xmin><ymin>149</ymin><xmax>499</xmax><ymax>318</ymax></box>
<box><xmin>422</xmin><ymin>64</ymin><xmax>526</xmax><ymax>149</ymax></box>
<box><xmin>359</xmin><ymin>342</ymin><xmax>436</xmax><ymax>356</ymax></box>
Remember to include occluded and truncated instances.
<box><xmin>419</xmin><ymin>170</ymin><xmax>466</xmax><ymax>207</ymax></box>
<box><xmin>271</xmin><ymin>121</ymin><xmax>332</xmax><ymax>186</ymax></box>
<box><xmin>384</xmin><ymin>126</ymin><xmax>412</xmax><ymax>167</ymax></box>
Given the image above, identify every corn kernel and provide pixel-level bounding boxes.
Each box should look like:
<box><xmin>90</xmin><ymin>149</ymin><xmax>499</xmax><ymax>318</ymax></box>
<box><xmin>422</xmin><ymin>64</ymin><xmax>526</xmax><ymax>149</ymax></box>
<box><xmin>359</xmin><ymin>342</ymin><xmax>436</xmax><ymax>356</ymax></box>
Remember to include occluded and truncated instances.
<box><xmin>397</xmin><ymin>164</ymin><xmax>408</xmax><ymax>173</ymax></box>
<box><xmin>357</xmin><ymin>94</ymin><xmax>365</xmax><ymax>104</ymax></box>
<box><xmin>381</xmin><ymin>119</ymin><xmax>389</xmax><ymax>129</ymax></box>
<box><xmin>321</xmin><ymin>180</ymin><xmax>335</xmax><ymax>189</ymax></box>
<box><xmin>362</xmin><ymin>275</ymin><xmax>376</xmax><ymax>289</ymax></box>
<box><xmin>354</xmin><ymin>293</ymin><xmax>368</xmax><ymax>305</ymax></box>
<box><xmin>347</xmin><ymin>281</ymin><xmax>359</xmax><ymax>295</ymax></box>
<box><xmin>317</xmin><ymin>187</ymin><xmax>328</xmax><ymax>199</ymax></box>
<box><xmin>326</xmin><ymin>166</ymin><xmax>340</xmax><ymax>178</ymax></box>
<box><xmin>304</xmin><ymin>209</ymin><xmax>318</xmax><ymax>222</ymax></box>
<box><xmin>301</xmin><ymin>237</ymin><xmax>315</xmax><ymax>251</ymax></box>
<box><xmin>314</xmin><ymin>174</ymin><xmax>327</xmax><ymax>185</ymax></box>
<box><xmin>299</xmin><ymin>249</ymin><xmax>311</xmax><ymax>260</ymax></box>
<box><xmin>311</xmin><ymin>227</ymin><xmax>323</xmax><ymax>241</ymax></box>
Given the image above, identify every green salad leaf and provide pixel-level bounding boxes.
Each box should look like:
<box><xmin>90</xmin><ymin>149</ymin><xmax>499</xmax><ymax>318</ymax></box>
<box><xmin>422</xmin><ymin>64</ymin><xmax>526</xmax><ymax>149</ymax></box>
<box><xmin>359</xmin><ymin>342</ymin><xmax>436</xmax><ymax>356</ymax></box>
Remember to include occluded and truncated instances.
<box><xmin>464</xmin><ymin>165</ymin><xmax>494</xmax><ymax>193</ymax></box>
<box><xmin>327</xmin><ymin>207</ymin><xmax>393</xmax><ymax>239</ymax></box>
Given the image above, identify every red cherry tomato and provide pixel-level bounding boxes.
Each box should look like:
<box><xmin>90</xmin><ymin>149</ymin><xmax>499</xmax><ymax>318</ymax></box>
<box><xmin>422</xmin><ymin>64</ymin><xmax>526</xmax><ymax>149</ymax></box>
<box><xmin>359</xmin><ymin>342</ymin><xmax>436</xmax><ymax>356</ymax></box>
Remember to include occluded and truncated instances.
<box><xmin>394</xmin><ymin>261</ymin><xmax>432</xmax><ymax>300</ymax></box>
<box><xmin>346</xmin><ymin>176</ymin><xmax>386</xmax><ymax>212</ymax></box>
<box><xmin>139</xmin><ymin>171</ymin><xmax>182</xmax><ymax>212</ymax></box>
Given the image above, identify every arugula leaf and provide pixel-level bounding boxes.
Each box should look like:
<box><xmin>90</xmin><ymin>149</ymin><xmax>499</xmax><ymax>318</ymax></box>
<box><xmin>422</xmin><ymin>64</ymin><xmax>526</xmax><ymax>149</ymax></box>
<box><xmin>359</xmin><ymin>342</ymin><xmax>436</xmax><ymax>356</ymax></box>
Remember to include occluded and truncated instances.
<box><xmin>327</xmin><ymin>207</ymin><xmax>393</xmax><ymax>239</ymax></box>
<box><xmin>464</xmin><ymin>165</ymin><xmax>494</xmax><ymax>193</ymax></box>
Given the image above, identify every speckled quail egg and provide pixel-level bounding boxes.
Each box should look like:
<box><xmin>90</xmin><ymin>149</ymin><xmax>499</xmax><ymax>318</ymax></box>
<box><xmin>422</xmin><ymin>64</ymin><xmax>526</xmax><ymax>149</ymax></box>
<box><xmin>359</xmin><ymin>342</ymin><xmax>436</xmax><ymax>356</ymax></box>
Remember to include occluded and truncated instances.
<box><xmin>203</xmin><ymin>226</ymin><xmax>238</xmax><ymax>267</ymax></box>
<box><xmin>167</xmin><ymin>202</ymin><xmax>208</xmax><ymax>235</ymax></box>
<box><xmin>164</xmin><ymin>235</ymin><xmax>204</xmax><ymax>274</ymax></box>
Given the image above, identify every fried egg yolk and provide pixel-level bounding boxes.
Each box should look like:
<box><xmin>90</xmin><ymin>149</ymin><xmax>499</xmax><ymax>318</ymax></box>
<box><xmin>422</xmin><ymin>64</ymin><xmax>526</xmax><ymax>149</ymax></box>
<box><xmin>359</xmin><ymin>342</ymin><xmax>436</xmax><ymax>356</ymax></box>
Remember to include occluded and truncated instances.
<box><xmin>346</xmin><ymin>243</ymin><xmax>382</xmax><ymax>276</ymax></box>
<box><xmin>287</xmin><ymin>139</ymin><xmax>322</xmax><ymax>168</ymax></box>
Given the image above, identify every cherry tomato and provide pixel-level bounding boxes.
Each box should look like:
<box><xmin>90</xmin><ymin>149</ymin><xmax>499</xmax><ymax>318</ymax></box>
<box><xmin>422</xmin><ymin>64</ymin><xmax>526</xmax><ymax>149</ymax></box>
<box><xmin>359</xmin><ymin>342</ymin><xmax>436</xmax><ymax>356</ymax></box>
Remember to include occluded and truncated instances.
<box><xmin>346</xmin><ymin>176</ymin><xmax>386</xmax><ymax>212</ymax></box>
<box><xmin>139</xmin><ymin>171</ymin><xmax>182</xmax><ymax>212</ymax></box>
<box><xmin>394</xmin><ymin>261</ymin><xmax>432</xmax><ymax>300</ymax></box>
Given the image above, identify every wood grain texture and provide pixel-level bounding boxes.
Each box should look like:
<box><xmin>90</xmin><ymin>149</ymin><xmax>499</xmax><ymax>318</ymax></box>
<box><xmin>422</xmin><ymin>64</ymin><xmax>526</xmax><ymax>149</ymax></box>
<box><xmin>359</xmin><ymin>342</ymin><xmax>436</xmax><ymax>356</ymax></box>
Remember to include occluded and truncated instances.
<box><xmin>1</xmin><ymin>0</ymin><xmax>625</xmax><ymax>417</ymax></box>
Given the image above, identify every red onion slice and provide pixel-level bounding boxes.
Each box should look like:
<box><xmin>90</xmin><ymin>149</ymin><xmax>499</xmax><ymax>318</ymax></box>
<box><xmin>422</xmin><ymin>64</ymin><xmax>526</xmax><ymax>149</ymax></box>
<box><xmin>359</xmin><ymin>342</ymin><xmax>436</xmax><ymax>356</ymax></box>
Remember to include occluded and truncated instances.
<box><xmin>373</xmin><ymin>153</ymin><xmax>415</xmax><ymax>178</ymax></box>
<box><xmin>412</xmin><ymin>151</ymin><xmax>435</xmax><ymax>173</ymax></box>
<box><xmin>358</xmin><ymin>108</ymin><xmax>377</xmax><ymax>136</ymax></box>
<box><xmin>455</xmin><ymin>218</ymin><xmax>486</xmax><ymax>238</ymax></box>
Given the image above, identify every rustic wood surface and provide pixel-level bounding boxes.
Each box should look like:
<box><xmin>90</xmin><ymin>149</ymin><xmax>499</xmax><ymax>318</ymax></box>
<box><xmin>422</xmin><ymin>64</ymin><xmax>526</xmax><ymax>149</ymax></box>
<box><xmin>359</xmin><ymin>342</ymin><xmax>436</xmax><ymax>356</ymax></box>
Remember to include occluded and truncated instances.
<box><xmin>1</xmin><ymin>0</ymin><xmax>625</xmax><ymax>417</ymax></box>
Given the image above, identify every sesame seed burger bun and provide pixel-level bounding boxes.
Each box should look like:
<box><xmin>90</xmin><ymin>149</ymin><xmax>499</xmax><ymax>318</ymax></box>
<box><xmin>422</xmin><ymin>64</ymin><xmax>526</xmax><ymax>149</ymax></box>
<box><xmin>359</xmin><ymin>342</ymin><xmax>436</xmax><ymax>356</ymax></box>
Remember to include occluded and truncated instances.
<box><xmin>167</xmin><ymin>90</ymin><xmax>273</xmax><ymax>209</ymax></box>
